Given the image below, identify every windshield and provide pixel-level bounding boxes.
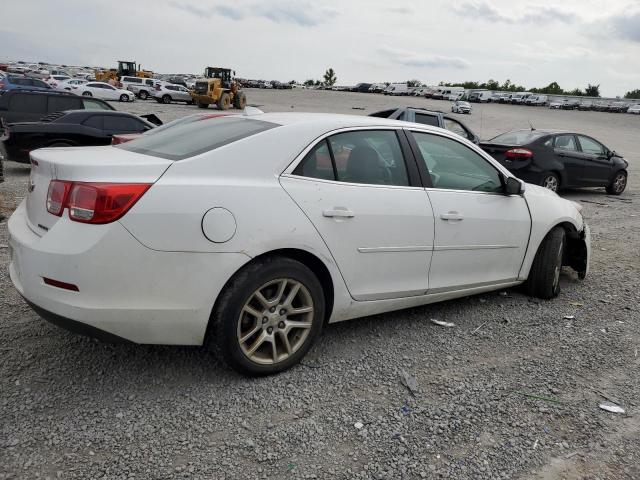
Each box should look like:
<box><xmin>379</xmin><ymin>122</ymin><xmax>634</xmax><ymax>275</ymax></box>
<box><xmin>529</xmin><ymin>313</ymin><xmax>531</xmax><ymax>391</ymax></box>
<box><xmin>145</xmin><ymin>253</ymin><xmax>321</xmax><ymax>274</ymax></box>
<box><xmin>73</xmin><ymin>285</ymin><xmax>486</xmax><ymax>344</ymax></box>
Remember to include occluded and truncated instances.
<box><xmin>117</xmin><ymin>116</ymin><xmax>279</xmax><ymax>160</ymax></box>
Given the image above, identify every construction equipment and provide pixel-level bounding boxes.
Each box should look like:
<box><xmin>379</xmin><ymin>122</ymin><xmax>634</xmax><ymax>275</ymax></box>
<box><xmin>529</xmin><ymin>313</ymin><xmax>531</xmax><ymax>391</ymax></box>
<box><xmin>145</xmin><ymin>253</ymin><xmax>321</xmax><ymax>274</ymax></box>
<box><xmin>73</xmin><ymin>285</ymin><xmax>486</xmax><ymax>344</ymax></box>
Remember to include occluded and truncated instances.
<box><xmin>190</xmin><ymin>67</ymin><xmax>246</xmax><ymax>110</ymax></box>
<box><xmin>94</xmin><ymin>61</ymin><xmax>153</xmax><ymax>83</ymax></box>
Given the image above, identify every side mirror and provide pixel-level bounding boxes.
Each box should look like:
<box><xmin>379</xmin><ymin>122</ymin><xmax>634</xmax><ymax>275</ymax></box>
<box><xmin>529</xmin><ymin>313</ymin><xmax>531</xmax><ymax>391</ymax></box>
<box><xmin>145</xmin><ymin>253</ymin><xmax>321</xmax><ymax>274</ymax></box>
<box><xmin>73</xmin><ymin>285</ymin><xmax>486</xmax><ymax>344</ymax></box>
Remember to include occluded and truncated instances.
<box><xmin>607</xmin><ymin>150</ymin><xmax>615</xmax><ymax>159</ymax></box>
<box><xmin>504</xmin><ymin>176</ymin><xmax>523</xmax><ymax>195</ymax></box>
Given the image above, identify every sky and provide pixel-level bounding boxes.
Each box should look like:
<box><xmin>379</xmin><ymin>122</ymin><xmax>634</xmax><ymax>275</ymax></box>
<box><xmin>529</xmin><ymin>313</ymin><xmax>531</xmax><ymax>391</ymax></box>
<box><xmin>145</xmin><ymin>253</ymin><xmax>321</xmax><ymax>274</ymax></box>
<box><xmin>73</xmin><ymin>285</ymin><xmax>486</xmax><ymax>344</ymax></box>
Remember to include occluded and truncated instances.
<box><xmin>1</xmin><ymin>0</ymin><xmax>639</xmax><ymax>97</ymax></box>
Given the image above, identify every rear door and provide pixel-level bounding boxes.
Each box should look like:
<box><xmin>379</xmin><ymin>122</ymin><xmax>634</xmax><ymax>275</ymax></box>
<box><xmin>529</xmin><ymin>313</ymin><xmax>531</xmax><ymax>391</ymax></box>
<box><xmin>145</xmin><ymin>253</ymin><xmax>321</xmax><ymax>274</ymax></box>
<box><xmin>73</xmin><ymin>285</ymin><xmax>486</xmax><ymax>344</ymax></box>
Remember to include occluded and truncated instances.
<box><xmin>281</xmin><ymin>128</ymin><xmax>435</xmax><ymax>301</ymax></box>
<box><xmin>408</xmin><ymin>130</ymin><xmax>530</xmax><ymax>292</ymax></box>
<box><xmin>575</xmin><ymin>135</ymin><xmax>613</xmax><ymax>186</ymax></box>
<box><xmin>553</xmin><ymin>134</ymin><xmax>583</xmax><ymax>186</ymax></box>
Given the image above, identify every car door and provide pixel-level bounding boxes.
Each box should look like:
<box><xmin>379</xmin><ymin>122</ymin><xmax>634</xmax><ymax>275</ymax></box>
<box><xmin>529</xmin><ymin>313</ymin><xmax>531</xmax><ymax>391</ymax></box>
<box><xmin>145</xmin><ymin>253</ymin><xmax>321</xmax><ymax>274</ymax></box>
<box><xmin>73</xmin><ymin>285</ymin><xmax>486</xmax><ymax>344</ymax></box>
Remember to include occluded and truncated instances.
<box><xmin>443</xmin><ymin>117</ymin><xmax>479</xmax><ymax>144</ymax></box>
<box><xmin>177</xmin><ymin>86</ymin><xmax>191</xmax><ymax>101</ymax></box>
<box><xmin>553</xmin><ymin>134</ymin><xmax>583</xmax><ymax>186</ymax></box>
<box><xmin>280</xmin><ymin>128</ymin><xmax>435</xmax><ymax>301</ymax></box>
<box><xmin>575</xmin><ymin>135</ymin><xmax>613</xmax><ymax>186</ymax></box>
<box><xmin>408</xmin><ymin>130</ymin><xmax>530</xmax><ymax>292</ymax></box>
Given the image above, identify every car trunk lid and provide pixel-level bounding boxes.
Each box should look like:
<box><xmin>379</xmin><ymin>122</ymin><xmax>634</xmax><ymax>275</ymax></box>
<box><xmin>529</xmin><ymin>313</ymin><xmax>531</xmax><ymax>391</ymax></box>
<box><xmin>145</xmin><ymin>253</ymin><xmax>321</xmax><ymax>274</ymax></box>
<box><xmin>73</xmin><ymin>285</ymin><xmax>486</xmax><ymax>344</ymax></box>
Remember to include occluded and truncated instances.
<box><xmin>25</xmin><ymin>145</ymin><xmax>172</xmax><ymax>235</ymax></box>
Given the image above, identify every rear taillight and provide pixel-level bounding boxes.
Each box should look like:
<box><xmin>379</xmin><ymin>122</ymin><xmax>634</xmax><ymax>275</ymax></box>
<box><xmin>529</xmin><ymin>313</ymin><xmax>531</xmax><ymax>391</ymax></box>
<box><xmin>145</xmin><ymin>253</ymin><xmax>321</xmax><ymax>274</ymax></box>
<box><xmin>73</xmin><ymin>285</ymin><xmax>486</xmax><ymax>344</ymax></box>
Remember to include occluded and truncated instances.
<box><xmin>46</xmin><ymin>181</ymin><xmax>150</xmax><ymax>224</ymax></box>
<box><xmin>505</xmin><ymin>148</ymin><xmax>533</xmax><ymax>159</ymax></box>
<box><xmin>46</xmin><ymin>180</ymin><xmax>72</xmax><ymax>216</ymax></box>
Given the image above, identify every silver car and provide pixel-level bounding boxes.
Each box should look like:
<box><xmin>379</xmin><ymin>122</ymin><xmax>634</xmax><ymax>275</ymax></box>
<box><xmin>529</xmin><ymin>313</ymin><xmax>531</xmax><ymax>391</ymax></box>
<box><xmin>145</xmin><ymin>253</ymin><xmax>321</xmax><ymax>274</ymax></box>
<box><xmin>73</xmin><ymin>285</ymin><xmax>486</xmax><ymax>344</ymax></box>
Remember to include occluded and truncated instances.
<box><xmin>152</xmin><ymin>83</ymin><xmax>193</xmax><ymax>104</ymax></box>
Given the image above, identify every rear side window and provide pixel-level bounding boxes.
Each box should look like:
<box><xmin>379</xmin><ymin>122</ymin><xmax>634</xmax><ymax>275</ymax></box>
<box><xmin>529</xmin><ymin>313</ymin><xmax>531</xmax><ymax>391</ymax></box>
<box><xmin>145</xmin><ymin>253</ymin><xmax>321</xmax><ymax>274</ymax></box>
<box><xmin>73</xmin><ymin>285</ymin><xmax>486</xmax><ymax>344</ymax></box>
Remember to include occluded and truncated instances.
<box><xmin>294</xmin><ymin>130</ymin><xmax>410</xmax><ymax>187</ymax></box>
<box><xmin>83</xmin><ymin>115</ymin><xmax>104</xmax><ymax>129</ymax></box>
<box><xmin>8</xmin><ymin>94</ymin><xmax>47</xmax><ymax>113</ymax></box>
<box><xmin>104</xmin><ymin>115</ymin><xmax>147</xmax><ymax>132</ymax></box>
<box><xmin>414</xmin><ymin>113</ymin><xmax>439</xmax><ymax>127</ymax></box>
<box><xmin>117</xmin><ymin>117</ymin><xmax>278</xmax><ymax>160</ymax></box>
<box><xmin>48</xmin><ymin>95</ymin><xmax>81</xmax><ymax>113</ymax></box>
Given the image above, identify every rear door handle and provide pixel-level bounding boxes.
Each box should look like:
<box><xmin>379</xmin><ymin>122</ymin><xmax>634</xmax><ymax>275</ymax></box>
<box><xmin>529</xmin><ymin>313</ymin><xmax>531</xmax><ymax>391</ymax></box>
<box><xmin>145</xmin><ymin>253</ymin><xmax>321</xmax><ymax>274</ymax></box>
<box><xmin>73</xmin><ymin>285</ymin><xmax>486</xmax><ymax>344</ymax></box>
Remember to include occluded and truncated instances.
<box><xmin>440</xmin><ymin>211</ymin><xmax>464</xmax><ymax>221</ymax></box>
<box><xmin>323</xmin><ymin>208</ymin><xmax>355</xmax><ymax>218</ymax></box>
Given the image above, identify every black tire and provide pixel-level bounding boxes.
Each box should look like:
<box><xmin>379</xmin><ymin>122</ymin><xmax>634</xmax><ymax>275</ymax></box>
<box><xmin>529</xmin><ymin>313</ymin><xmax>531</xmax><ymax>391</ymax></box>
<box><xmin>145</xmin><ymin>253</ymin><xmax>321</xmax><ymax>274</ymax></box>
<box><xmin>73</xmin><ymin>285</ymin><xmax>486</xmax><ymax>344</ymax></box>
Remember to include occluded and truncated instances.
<box><xmin>541</xmin><ymin>172</ymin><xmax>560</xmax><ymax>192</ymax></box>
<box><xmin>524</xmin><ymin>227</ymin><xmax>565</xmax><ymax>299</ymax></box>
<box><xmin>208</xmin><ymin>256</ymin><xmax>325</xmax><ymax>376</ymax></box>
<box><xmin>233</xmin><ymin>91</ymin><xmax>247</xmax><ymax>109</ymax></box>
<box><xmin>606</xmin><ymin>170</ymin><xmax>627</xmax><ymax>195</ymax></box>
<box><xmin>82</xmin><ymin>91</ymin><xmax>92</xmax><ymax>97</ymax></box>
<box><xmin>119</xmin><ymin>94</ymin><xmax>129</xmax><ymax>102</ymax></box>
<box><xmin>217</xmin><ymin>92</ymin><xmax>231</xmax><ymax>110</ymax></box>
<box><xmin>162</xmin><ymin>95</ymin><xmax>171</xmax><ymax>104</ymax></box>
<box><xmin>139</xmin><ymin>90</ymin><xmax>148</xmax><ymax>100</ymax></box>
<box><xmin>197</xmin><ymin>101</ymin><xmax>209</xmax><ymax>109</ymax></box>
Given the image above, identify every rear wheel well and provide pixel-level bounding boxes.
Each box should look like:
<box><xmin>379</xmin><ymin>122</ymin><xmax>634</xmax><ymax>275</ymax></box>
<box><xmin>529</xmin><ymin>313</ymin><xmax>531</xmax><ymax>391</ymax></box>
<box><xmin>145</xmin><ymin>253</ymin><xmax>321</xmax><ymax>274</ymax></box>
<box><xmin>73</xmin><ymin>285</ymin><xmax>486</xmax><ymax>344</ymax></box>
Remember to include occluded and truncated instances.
<box><xmin>207</xmin><ymin>249</ymin><xmax>335</xmax><ymax>342</ymax></box>
<box><xmin>252</xmin><ymin>249</ymin><xmax>334</xmax><ymax>323</ymax></box>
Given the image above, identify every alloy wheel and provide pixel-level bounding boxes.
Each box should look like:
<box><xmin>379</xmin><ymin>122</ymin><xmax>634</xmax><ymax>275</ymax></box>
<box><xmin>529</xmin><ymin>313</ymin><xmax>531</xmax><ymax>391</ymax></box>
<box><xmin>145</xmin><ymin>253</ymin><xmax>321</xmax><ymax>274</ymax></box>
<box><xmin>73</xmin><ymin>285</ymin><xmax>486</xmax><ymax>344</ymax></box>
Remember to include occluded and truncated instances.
<box><xmin>237</xmin><ymin>278</ymin><xmax>314</xmax><ymax>365</ymax></box>
<box><xmin>613</xmin><ymin>173</ymin><xmax>627</xmax><ymax>194</ymax></box>
<box><xmin>543</xmin><ymin>175</ymin><xmax>558</xmax><ymax>192</ymax></box>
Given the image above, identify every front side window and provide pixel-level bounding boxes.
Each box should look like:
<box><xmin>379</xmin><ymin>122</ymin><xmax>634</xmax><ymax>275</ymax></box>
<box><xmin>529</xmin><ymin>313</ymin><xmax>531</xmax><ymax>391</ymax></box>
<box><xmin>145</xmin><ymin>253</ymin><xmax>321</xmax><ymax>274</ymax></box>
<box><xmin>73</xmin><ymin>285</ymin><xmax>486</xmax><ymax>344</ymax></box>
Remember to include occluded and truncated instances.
<box><xmin>82</xmin><ymin>98</ymin><xmax>112</xmax><ymax>110</ymax></box>
<box><xmin>577</xmin><ymin>135</ymin><xmax>605</xmax><ymax>155</ymax></box>
<box><xmin>293</xmin><ymin>130</ymin><xmax>410</xmax><ymax>186</ymax></box>
<box><xmin>554</xmin><ymin>134</ymin><xmax>578</xmax><ymax>151</ymax></box>
<box><xmin>412</xmin><ymin>131</ymin><xmax>503</xmax><ymax>193</ymax></box>
<box><xmin>443</xmin><ymin>118</ymin><xmax>472</xmax><ymax>140</ymax></box>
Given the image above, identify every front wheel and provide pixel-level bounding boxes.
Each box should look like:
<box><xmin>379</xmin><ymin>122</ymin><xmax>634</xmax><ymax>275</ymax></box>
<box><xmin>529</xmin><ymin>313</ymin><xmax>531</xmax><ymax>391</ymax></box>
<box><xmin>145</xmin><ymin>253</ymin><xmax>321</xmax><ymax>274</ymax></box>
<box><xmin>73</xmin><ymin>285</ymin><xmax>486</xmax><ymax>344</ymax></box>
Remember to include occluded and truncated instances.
<box><xmin>606</xmin><ymin>171</ymin><xmax>627</xmax><ymax>195</ymax></box>
<box><xmin>234</xmin><ymin>91</ymin><xmax>247</xmax><ymax>109</ymax></box>
<box><xmin>209</xmin><ymin>257</ymin><xmax>325</xmax><ymax>376</ymax></box>
<box><xmin>82</xmin><ymin>91</ymin><xmax>92</xmax><ymax>97</ymax></box>
<box><xmin>217</xmin><ymin>92</ymin><xmax>231</xmax><ymax>110</ymax></box>
<box><xmin>139</xmin><ymin>90</ymin><xmax>149</xmax><ymax>100</ymax></box>
<box><xmin>541</xmin><ymin>173</ymin><xmax>560</xmax><ymax>192</ymax></box>
<box><xmin>162</xmin><ymin>95</ymin><xmax>172</xmax><ymax>104</ymax></box>
<box><xmin>524</xmin><ymin>227</ymin><xmax>565</xmax><ymax>299</ymax></box>
<box><xmin>119</xmin><ymin>94</ymin><xmax>129</xmax><ymax>102</ymax></box>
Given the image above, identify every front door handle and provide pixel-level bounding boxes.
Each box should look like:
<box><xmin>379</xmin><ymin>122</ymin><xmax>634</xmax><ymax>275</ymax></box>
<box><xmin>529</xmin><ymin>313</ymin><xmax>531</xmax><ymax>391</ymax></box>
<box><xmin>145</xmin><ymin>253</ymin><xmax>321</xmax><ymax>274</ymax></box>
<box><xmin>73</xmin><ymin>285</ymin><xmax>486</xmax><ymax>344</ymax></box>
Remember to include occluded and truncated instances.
<box><xmin>323</xmin><ymin>208</ymin><xmax>355</xmax><ymax>218</ymax></box>
<box><xmin>440</xmin><ymin>211</ymin><xmax>464</xmax><ymax>221</ymax></box>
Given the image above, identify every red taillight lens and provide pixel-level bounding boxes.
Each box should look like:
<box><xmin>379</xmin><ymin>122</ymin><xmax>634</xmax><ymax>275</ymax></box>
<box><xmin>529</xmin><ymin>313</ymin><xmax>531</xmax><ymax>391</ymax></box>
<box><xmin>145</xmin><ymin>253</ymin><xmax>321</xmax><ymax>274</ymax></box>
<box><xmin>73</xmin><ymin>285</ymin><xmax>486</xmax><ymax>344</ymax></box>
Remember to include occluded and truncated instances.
<box><xmin>68</xmin><ymin>183</ymin><xmax>151</xmax><ymax>224</ymax></box>
<box><xmin>46</xmin><ymin>181</ymin><xmax>150</xmax><ymax>223</ymax></box>
<box><xmin>46</xmin><ymin>180</ymin><xmax>72</xmax><ymax>216</ymax></box>
<box><xmin>505</xmin><ymin>148</ymin><xmax>533</xmax><ymax>159</ymax></box>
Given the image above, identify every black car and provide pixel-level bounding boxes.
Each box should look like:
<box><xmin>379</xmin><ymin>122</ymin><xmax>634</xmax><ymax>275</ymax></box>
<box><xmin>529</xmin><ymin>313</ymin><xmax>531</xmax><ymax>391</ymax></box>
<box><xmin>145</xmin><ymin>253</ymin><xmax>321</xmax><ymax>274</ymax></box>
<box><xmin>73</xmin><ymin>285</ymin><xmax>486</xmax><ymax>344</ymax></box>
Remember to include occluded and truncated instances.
<box><xmin>480</xmin><ymin>129</ymin><xmax>628</xmax><ymax>194</ymax></box>
<box><xmin>0</xmin><ymin>89</ymin><xmax>114</xmax><ymax>124</ymax></box>
<box><xmin>2</xmin><ymin>110</ymin><xmax>155</xmax><ymax>163</ymax></box>
<box><xmin>369</xmin><ymin>106</ymin><xmax>480</xmax><ymax>144</ymax></box>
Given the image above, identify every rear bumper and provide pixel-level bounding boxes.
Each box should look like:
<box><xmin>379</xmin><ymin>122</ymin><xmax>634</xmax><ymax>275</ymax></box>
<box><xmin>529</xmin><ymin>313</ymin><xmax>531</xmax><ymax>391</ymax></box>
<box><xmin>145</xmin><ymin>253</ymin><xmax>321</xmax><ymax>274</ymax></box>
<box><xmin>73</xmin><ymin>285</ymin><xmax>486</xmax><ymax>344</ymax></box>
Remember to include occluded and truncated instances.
<box><xmin>8</xmin><ymin>200</ymin><xmax>251</xmax><ymax>345</ymax></box>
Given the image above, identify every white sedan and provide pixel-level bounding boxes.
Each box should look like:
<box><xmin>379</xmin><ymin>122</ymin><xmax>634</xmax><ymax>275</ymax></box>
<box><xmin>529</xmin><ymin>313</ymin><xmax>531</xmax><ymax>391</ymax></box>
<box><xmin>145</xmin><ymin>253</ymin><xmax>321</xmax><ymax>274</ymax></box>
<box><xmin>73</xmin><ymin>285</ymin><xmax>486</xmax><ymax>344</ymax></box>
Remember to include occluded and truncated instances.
<box><xmin>75</xmin><ymin>82</ymin><xmax>135</xmax><ymax>102</ymax></box>
<box><xmin>8</xmin><ymin>111</ymin><xmax>590</xmax><ymax>375</ymax></box>
<box><xmin>55</xmin><ymin>78</ymin><xmax>88</xmax><ymax>92</ymax></box>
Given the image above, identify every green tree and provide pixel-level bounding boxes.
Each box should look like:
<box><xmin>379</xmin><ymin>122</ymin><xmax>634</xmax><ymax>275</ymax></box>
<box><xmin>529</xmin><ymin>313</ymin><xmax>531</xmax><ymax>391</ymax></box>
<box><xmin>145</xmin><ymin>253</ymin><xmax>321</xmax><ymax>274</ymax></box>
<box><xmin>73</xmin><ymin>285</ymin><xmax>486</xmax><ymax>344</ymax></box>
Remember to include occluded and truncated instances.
<box><xmin>486</xmin><ymin>79</ymin><xmax>499</xmax><ymax>90</ymax></box>
<box><xmin>407</xmin><ymin>79</ymin><xmax>422</xmax><ymax>87</ymax></box>
<box><xmin>624</xmin><ymin>89</ymin><xmax>640</xmax><ymax>99</ymax></box>
<box><xmin>323</xmin><ymin>68</ymin><xmax>337</xmax><ymax>86</ymax></box>
<box><xmin>585</xmin><ymin>84</ymin><xmax>600</xmax><ymax>97</ymax></box>
<box><xmin>303</xmin><ymin>79</ymin><xmax>315</xmax><ymax>87</ymax></box>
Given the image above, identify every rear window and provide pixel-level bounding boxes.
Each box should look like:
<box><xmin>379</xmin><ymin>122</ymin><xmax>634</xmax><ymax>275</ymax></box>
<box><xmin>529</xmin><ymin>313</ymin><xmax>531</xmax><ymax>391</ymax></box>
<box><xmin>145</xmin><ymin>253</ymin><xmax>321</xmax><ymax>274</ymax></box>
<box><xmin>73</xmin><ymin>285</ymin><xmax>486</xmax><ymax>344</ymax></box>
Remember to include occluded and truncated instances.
<box><xmin>116</xmin><ymin>116</ymin><xmax>278</xmax><ymax>160</ymax></box>
<box><xmin>489</xmin><ymin>131</ymin><xmax>546</xmax><ymax>145</ymax></box>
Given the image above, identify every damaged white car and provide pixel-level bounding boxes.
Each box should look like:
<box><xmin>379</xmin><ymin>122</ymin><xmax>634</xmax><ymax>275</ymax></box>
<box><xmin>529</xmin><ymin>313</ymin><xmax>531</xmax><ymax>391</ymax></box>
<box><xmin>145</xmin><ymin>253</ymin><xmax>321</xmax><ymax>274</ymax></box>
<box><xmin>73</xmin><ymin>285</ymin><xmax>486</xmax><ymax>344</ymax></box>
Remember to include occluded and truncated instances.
<box><xmin>8</xmin><ymin>111</ymin><xmax>590</xmax><ymax>375</ymax></box>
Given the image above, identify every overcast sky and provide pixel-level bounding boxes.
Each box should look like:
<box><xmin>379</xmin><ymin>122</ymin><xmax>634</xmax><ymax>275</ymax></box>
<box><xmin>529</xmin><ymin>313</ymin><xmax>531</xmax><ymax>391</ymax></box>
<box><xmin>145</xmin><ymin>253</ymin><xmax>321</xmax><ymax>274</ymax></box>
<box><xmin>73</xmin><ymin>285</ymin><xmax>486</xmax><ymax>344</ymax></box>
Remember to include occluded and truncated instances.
<box><xmin>2</xmin><ymin>0</ymin><xmax>639</xmax><ymax>96</ymax></box>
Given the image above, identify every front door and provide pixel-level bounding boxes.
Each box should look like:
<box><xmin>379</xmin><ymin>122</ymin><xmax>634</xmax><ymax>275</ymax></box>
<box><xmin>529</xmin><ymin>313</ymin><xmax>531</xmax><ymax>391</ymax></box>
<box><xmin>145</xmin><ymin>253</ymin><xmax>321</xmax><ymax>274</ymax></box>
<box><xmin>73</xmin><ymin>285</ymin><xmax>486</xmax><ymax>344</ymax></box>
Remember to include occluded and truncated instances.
<box><xmin>576</xmin><ymin>135</ymin><xmax>613</xmax><ymax>186</ymax></box>
<box><xmin>408</xmin><ymin>130</ymin><xmax>530</xmax><ymax>292</ymax></box>
<box><xmin>281</xmin><ymin>129</ymin><xmax>435</xmax><ymax>301</ymax></box>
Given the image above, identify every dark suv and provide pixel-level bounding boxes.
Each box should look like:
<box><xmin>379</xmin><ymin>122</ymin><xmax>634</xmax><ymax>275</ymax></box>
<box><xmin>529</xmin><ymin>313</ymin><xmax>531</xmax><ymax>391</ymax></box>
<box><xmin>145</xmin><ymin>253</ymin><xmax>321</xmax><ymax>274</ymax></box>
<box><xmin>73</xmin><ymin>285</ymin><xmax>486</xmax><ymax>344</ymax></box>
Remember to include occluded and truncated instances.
<box><xmin>0</xmin><ymin>89</ymin><xmax>114</xmax><ymax>124</ymax></box>
<box><xmin>369</xmin><ymin>107</ymin><xmax>480</xmax><ymax>144</ymax></box>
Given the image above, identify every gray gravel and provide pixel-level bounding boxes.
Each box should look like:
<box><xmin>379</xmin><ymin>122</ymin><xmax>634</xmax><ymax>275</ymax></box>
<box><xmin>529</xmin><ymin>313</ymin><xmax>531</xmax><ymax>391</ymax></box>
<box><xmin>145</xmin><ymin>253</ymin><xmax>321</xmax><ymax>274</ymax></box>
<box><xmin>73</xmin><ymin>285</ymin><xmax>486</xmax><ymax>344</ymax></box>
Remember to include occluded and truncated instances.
<box><xmin>1</xmin><ymin>90</ymin><xmax>639</xmax><ymax>479</ymax></box>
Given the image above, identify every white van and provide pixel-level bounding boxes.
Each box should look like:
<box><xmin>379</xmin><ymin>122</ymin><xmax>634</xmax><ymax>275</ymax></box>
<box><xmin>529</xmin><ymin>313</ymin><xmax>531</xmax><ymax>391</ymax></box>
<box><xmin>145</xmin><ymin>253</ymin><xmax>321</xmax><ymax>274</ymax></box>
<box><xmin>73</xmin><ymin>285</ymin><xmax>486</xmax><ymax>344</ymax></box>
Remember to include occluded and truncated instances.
<box><xmin>384</xmin><ymin>83</ymin><xmax>409</xmax><ymax>96</ymax></box>
<box><xmin>469</xmin><ymin>91</ymin><xmax>492</xmax><ymax>102</ymax></box>
<box><xmin>435</xmin><ymin>86</ymin><xmax>464</xmax><ymax>100</ymax></box>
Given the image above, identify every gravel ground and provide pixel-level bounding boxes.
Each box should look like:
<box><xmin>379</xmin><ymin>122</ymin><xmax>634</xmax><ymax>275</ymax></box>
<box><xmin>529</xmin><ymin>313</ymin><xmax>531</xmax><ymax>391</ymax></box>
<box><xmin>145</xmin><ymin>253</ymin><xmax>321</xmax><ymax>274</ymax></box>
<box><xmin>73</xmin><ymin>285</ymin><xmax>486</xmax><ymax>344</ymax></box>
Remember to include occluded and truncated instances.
<box><xmin>1</xmin><ymin>90</ymin><xmax>639</xmax><ymax>479</ymax></box>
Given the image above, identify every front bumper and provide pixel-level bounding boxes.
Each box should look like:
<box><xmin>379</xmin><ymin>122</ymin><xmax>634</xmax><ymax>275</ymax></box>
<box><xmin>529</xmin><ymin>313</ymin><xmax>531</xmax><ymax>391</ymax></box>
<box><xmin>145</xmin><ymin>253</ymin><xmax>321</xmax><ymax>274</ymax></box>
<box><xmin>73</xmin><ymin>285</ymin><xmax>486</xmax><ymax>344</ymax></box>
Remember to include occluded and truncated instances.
<box><xmin>8</xmin><ymin>200</ymin><xmax>250</xmax><ymax>345</ymax></box>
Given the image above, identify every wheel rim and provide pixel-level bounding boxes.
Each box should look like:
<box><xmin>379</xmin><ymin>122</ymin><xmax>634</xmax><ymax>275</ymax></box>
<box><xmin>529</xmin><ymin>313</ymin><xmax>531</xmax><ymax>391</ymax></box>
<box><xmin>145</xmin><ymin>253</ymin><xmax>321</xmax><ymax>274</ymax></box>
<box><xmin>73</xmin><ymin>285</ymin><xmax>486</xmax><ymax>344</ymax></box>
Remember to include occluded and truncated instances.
<box><xmin>613</xmin><ymin>173</ymin><xmax>626</xmax><ymax>193</ymax></box>
<box><xmin>140</xmin><ymin>92</ymin><xmax>147</xmax><ymax>99</ymax></box>
<box><xmin>237</xmin><ymin>278</ymin><xmax>314</xmax><ymax>365</ymax></box>
<box><xmin>163</xmin><ymin>96</ymin><xmax>170</xmax><ymax>104</ymax></box>
<box><xmin>543</xmin><ymin>175</ymin><xmax>558</xmax><ymax>192</ymax></box>
<box><xmin>120</xmin><ymin>95</ymin><xmax>127</xmax><ymax>102</ymax></box>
